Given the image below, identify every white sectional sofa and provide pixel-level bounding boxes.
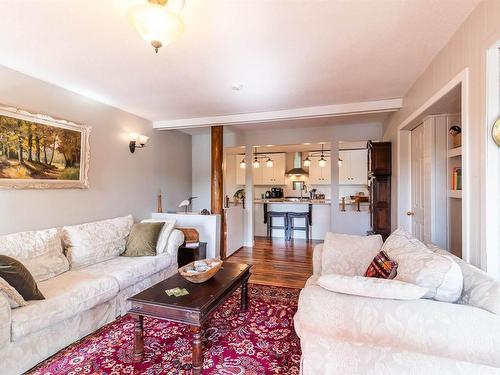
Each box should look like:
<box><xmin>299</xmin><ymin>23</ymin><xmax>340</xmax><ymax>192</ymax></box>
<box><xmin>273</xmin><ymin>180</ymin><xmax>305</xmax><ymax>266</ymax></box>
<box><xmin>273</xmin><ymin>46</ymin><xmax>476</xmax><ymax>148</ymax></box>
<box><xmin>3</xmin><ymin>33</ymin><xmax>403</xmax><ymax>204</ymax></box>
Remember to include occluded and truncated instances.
<box><xmin>294</xmin><ymin>233</ymin><xmax>500</xmax><ymax>375</ymax></box>
<box><xmin>0</xmin><ymin>215</ymin><xmax>184</xmax><ymax>375</ymax></box>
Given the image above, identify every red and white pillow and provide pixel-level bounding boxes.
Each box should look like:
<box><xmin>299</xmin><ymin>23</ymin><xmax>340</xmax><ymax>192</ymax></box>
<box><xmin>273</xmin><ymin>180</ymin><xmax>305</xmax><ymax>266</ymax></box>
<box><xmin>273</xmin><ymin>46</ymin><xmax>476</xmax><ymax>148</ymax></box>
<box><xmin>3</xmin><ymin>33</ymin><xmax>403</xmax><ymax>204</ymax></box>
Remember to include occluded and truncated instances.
<box><xmin>364</xmin><ymin>250</ymin><xmax>398</xmax><ymax>279</ymax></box>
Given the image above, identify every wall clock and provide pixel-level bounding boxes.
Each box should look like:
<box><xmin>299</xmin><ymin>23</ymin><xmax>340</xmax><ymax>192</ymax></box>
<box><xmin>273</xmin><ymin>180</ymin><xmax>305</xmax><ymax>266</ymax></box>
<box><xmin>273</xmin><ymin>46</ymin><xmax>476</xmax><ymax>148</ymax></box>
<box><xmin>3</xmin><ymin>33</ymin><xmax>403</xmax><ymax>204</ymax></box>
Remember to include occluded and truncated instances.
<box><xmin>493</xmin><ymin>117</ymin><xmax>500</xmax><ymax>147</ymax></box>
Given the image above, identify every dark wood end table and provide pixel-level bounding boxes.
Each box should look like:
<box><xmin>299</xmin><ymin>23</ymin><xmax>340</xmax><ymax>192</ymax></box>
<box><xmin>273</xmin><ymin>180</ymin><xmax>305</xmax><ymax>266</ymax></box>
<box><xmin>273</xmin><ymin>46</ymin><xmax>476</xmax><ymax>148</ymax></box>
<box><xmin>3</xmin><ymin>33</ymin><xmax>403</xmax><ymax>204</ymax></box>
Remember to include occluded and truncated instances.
<box><xmin>177</xmin><ymin>242</ymin><xmax>207</xmax><ymax>267</ymax></box>
<box><xmin>128</xmin><ymin>262</ymin><xmax>252</xmax><ymax>374</ymax></box>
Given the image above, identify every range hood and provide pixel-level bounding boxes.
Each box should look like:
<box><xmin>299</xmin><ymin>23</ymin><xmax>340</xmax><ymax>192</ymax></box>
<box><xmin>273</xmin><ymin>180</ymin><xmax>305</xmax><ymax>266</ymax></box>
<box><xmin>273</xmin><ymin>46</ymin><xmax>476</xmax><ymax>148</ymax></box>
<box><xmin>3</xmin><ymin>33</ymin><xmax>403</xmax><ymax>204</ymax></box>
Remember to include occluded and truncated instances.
<box><xmin>286</xmin><ymin>152</ymin><xmax>308</xmax><ymax>175</ymax></box>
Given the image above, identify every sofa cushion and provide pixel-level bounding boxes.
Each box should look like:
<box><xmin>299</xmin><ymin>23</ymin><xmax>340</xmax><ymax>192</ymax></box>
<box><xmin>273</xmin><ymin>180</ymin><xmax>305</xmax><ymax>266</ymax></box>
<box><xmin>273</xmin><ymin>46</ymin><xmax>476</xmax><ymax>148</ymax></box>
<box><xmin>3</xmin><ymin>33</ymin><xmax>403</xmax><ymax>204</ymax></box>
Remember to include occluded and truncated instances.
<box><xmin>321</xmin><ymin>232</ymin><xmax>383</xmax><ymax>276</ymax></box>
<box><xmin>0</xmin><ymin>255</ymin><xmax>45</xmax><ymax>301</ymax></box>
<box><xmin>318</xmin><ymin>274</ymin><xmax>427</xmax><ymax>300</ymax></box>
<box><xmin>429</xmin><ymin>244</ymin><xmax>500</xmax><ymax>315</ymax></box>
<box><xmin>141</xmin><ymin>219</ymin><xmax>176</xmax><ymax>254</ymax></box>
<box><xmin>10</xmin><ymin>271</ymin><xmax>119</xmax><ymax>341</ymax></box>
<box><xmin>0</xmin><ymin>228</ymin><xmax>69</xmax><ymax>282</ymax></box>
<box><xmin>62</xmin><ymin>215</ymin><xmax>133</xmax><ymax>269</ymax></box>
<box><xmin>382</xmin><ymin>228</ymin><xmax>463</xmax><ymax>302</ymax></box>
<box><xmin>81</xmin><ymin>252</ymin><xmax>174</xmax><ymax>290</ymax></box>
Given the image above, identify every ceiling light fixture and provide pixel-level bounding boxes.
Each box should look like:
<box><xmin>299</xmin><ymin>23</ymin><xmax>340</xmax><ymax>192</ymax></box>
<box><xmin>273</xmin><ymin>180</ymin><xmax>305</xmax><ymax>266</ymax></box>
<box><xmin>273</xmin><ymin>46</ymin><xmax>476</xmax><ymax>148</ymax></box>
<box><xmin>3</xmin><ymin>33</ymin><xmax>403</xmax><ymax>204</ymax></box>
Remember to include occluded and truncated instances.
<box><xmin>128</xmin><ymin>0</ymin><xmax>185</xmax><ymax>53</ymax></box>
<box><xmin>338</xmin><ymin>158</ymin><xmax>343</xmax><ymax>167</ymax></box>
<box><xmin>318</xmin><ymin>143</ymin><xmax>326</xmax><ymax>167</ymax></box>
<box><xmin>303</xmin><ymin>156</ymin><xmax>311</xmax><ymax>167</ymax></box>
<box><xmin>253</xmin><ymin>147</ymin><xmax>260</xmax><ymax>168</ymax></box>
<box><xmin>239</xmin><ymin>157</ymin><xmax>246</xmax><ymax>169</ymax></box>
<box><xmin>266</xmin><ymin>157</ymin><xmax>274</xmax><ymax>168</ymax></box>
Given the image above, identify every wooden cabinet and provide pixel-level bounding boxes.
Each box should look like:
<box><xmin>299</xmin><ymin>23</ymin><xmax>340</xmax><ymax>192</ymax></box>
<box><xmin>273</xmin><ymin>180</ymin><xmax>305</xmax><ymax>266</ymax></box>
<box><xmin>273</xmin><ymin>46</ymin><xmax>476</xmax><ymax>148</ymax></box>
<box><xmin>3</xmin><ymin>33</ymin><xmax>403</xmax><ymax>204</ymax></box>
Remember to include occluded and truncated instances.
<box><xmin>339</xmin><ymin>149</ymin><xmax>367</xmax><ymax>185</ymax></box>
<box><xmin>368</xmin><ymin>141</ymin><xmax>392</xmax><ymax>239</ymax></box>
<box><xmin>235</xmin><ymin>153</ymin><xmax>285</xmax><ymax>185</ymax></box>
<box><xmin>309</xmin><ymin>157</ymin><xmax>331</xmax><ymax>185</ymax></box>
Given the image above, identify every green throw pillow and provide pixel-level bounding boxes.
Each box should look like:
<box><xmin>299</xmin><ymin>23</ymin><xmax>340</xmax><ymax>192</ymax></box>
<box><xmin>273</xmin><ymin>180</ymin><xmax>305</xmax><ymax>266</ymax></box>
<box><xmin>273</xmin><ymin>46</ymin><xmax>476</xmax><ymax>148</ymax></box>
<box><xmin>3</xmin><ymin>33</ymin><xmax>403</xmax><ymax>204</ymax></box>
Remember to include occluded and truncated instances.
<box><xmin>0</xmin><ymin>255</ymin><xmax>45</xmax><ymax>300</ymax></box>
<box><xmin>123</xmin><ymin>222</ymin><xmax>165</xmax><ymax>257</ymax></box>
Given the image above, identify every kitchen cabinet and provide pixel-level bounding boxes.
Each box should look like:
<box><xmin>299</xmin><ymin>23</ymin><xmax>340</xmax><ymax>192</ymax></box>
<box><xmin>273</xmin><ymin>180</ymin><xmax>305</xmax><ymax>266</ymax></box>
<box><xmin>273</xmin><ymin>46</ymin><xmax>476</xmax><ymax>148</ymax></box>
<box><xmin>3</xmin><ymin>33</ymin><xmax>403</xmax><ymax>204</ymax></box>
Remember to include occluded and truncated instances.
<box><xmin>339</xmin><ymin>149</ymin><xmax>368</xmax><ymax>185</ymax></box>
<box><xmin>262</xmin><ymin>153</ymin><xmax>285</xmax><ymax>185</ymax></box>
<box><xmin>309</xmin><ymin>157</ymin><xmax>331</xmax><ymax>185</ymax></box>
<box><xmin>235</xmin><ymin>153</ymin><xmax>285</xmax><ymax>185</ymax></box>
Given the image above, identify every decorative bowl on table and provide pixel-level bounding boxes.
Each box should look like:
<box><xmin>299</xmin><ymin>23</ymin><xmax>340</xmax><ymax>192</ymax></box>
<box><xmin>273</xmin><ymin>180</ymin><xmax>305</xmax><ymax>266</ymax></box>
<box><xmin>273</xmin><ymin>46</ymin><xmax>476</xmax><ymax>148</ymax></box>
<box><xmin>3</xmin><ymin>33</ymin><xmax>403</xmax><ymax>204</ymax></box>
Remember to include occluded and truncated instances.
<box><xmin>178</xmin><ymin>258</ymin><xmax>223</xmax><ymax>283</ymax></box>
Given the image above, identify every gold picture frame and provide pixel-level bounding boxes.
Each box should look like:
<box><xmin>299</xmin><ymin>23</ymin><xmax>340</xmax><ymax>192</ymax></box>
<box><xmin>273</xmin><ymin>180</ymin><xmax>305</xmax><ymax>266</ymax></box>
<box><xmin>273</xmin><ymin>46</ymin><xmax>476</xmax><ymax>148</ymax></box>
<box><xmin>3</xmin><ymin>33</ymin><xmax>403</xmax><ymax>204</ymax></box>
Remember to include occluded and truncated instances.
<box><xmin>0</xmin><ymin>105</ymin><xmax>90</xmax><ymax>189</ymax></box>
<box><xmin>493</xmin><ymin>117</ymin><xmax>500</xmax><ymax>147</ymax></box>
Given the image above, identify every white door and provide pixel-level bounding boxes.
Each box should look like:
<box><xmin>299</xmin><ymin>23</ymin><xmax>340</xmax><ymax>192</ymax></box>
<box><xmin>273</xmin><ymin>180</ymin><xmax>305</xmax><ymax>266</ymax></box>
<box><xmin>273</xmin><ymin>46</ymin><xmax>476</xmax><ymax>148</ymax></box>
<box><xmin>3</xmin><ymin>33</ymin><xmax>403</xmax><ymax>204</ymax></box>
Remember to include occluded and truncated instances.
<box><xmin>411</xmin><ymin>124</ymin><xmax>425</xmax><ymax>240</ymax></box>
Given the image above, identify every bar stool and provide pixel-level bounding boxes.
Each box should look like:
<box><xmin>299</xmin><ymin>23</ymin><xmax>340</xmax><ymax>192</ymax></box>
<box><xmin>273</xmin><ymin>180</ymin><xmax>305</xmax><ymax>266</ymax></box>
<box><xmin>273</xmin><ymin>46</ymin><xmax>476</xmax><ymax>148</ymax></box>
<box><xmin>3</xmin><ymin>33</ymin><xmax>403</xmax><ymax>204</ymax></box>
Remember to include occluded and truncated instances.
<box><xmin>287</xmin><ymin>212</ymin><xmax>310</xmax><ymax>241</ymax></box>
<box><xmin>266</xmin><ymin>211</ymin><xmax>288</xmax><ymax>239</ymax></box>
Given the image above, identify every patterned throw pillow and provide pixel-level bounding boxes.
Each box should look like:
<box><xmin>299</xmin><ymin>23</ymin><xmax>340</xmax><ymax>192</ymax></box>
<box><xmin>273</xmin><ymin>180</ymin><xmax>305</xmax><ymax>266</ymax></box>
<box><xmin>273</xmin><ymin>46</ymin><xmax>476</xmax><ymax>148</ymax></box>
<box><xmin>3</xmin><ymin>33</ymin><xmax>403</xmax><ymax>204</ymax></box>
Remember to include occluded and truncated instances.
<box><xmin>364</xmin><ymin>251</ymin><xmax>398</xmax><ymax>279</ymax></box>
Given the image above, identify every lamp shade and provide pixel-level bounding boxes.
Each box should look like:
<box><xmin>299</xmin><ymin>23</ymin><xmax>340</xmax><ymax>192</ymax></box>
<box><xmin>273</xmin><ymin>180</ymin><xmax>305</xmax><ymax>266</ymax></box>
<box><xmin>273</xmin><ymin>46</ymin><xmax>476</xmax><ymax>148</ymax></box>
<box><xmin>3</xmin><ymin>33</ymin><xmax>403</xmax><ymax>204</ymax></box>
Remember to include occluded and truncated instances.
<box><xmin>239</xmin><ymin>159</ymin><xmax>246</xmax><ymax>169</ymax></box>
<box><xmin>129</xmin><ymin>2</ymin><xmax>184</xmax><ymax>53</ymax></box>
<box><xmin>266</xmin><ymin>158</ymin><xmax>274</xmax><ymax>167</ymax></box>
<box><xmin>318</xmin><ymin>157</ymin><xmax>326</xmax><ymax>167</ymax></box>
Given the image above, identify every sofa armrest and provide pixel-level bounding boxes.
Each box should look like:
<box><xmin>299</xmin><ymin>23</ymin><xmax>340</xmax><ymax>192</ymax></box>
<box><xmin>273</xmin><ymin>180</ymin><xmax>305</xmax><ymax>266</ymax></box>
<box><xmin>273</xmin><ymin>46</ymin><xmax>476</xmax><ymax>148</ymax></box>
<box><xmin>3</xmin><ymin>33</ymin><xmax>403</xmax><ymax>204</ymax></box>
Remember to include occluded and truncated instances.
<box><xmin>0</xmin><ymin>294</ymin><xmax>11</xmax><ymax>348</ymax></box>
<box><xmin>312</xmin><ymin>244</ymin><xmax>324</xmax><ymax>276</ymax></box>
<box><xmin>165</xmin><ymin>229</ymin><xmax>185</xmax><ymax>259</ymax></box>
<box><xmin>296</xmin><ymin>284</ymin><xmax>500</xmax><ymax>368</ymax></box>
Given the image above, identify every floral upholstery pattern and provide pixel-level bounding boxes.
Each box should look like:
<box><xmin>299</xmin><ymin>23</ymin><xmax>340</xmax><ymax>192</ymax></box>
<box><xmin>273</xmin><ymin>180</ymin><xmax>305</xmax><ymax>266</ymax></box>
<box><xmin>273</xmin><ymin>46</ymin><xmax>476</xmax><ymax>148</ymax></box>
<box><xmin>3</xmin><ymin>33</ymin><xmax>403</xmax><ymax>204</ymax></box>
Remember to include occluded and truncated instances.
<box><xmin>0</xmin><ymin>228</ymin><xmax>69</xmax><ymax>282</ymax></box>
<box><xmin>428</xmin><ymin>244</ymin><xmax>500</xmax><ymax>315</ymax></box>
<box><xmin>321</xmin><ymin>233</ymin><xmax>383</xmax><ymax>276</ymax></box>
<box><xmin>382</xmin><ymin>228</ymin><xmax>463</xmax><ymax>302</ymax></box>
<box><xmin>0</xmin><ymin>295</ymin><xmax>10</xmax><ymax>349</ymax></box>
<box><xmin>62</xmin><ymin>215</ymin><xmax>133</xmax><ymax>269</ymax></box>
<box><xmin>11</xmin><ymin>270</ymin><xmax>119</xmax><ymax>341</ymax></box>
<box><xmin>0</xmin><ymin>277</ymin><xmax>27</xmax><ymax>308</ymax></box>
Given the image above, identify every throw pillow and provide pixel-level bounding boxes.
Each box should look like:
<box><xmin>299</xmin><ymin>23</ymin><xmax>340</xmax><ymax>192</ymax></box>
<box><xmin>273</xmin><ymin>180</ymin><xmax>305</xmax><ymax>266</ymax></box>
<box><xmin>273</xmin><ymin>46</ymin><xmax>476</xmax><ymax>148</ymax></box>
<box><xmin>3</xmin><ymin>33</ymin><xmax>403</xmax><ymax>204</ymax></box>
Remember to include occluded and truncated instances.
<box><xmin>318</xmin><ymin>273</ymin><xmax>428</xmax><ymax>300</ymax></box>
<box><xmin>321</xmin><ymin>232</ymin><xmax>383</xmax><ymax>276</ymax></box>
<box><xmin>381</xmin><ymin>228</ymin><xmax>463</xmax><ymax>302</ymax></box>
<box><xmin>140</xmin><ymin>219</ymin><xmax>176</xmax><ymax>254</ymax></box>
<box><xmin>0</xmin><ymin>276</ymin><xmax>28</xmax><ymax>308</ymax></box>
<box><xmin>364</xmin><ymin>250</ymin><xmax>398</xmax><ymax>279</ymax></box>
<box><xmin>0</xmin><ymin>255</ymin><xmax>45</xmax><ymax>300</ymax></box>
<box><xmin>122</xmin><ymin>222</ymin><xmax>165</xmax><ymax>257</ymax></box>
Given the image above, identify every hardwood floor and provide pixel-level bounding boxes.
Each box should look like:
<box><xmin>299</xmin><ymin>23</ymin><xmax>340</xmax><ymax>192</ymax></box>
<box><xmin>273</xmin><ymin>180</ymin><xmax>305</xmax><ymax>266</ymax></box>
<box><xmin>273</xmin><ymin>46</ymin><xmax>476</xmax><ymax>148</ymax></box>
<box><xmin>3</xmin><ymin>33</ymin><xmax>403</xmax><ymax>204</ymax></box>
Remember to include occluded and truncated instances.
<box><xmin>227</xmin><ymin>236</ymin><xmax>320</xmax><ymax>289</ymax></box>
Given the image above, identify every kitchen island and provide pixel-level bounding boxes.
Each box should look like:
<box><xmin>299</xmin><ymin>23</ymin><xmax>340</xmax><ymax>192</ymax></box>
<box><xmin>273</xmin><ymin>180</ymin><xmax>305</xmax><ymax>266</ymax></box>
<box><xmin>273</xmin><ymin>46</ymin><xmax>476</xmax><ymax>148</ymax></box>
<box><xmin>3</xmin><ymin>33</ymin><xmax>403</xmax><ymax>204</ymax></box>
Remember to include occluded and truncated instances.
<box><xmin>253</xmin><ymin>199</ymin><xmax>331</xmax><ymax>240</ymax></box>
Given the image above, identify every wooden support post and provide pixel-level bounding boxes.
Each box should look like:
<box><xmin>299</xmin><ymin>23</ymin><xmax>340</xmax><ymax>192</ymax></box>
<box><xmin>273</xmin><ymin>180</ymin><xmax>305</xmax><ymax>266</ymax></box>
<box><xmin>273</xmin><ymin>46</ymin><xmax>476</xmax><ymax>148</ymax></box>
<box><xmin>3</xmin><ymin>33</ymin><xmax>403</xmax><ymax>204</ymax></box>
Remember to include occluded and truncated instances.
<box><xmin>211</xmin><ymin>126</ymin><xmax>226</xmax><ymax>259</ymax></box>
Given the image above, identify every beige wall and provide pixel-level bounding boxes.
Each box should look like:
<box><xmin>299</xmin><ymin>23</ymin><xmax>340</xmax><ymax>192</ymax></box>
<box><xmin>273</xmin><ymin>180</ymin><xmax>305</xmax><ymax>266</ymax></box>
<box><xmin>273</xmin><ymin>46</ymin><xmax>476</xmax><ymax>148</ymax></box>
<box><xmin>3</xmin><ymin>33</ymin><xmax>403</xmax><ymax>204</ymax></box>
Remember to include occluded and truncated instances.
<box><xmin>0</xmin><ymin>66</ymin><xmax>192</xmax><ymax>235</ymax></box>
<box><xmin>383</xmin><ymin>0</ymin><xmax>500</xmax><ymax>268</ymax></box>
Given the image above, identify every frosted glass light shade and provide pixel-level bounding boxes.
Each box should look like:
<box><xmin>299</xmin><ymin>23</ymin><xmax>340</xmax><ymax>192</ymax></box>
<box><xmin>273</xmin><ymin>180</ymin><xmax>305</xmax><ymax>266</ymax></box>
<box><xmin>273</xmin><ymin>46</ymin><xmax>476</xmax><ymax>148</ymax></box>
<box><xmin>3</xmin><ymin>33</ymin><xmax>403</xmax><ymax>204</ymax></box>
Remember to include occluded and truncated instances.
<box><xmin>239</xmin><ymin>159</ymin><xmax>246</xmax><ymax>169</ymax></box>
<box><xmin>129</xmin><ymin>2</ymin><xmax>184</xmax><ymax>53</ymax></box>
<box><xmin>266</xmin><ymin>158</ymin><xmax>274</xmax><ymax>167</ymax></box>
<box><xmin>303</xmin><ymin>157</ymin><xmax>311</xmax><ymax>167</ymax></box>
<box><xmin>318</xmin><ymin>157</ymin><xmax>326</xmax><ymax>167</ymax></box>
<box><xmin>138</xmin><ymin>135</ymin><xmax>149</xmax><ymax>145</ymax></box>
<box><xmin>253</xmin><ymin>159</ymin><xmax>260</xmax><ymax>168</ymax></box>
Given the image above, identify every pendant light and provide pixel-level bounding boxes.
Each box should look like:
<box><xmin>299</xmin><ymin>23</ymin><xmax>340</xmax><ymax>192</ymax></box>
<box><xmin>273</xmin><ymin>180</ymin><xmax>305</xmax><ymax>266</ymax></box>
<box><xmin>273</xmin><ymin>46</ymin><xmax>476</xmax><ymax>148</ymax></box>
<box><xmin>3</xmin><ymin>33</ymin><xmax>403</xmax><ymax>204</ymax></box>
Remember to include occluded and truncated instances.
<box><xmin>303</xmin><ymin>155</ymin><xmax>311</xmax><ymax>167</ymax></box>
<box><xmin>266</xmin><ymin>157</ymin><xmax>274</xmax><ymax>168</ymax></box>
<box><xmin>318</xmin><ymin>143</ymin><xmax>326</xmax><ymax>167</ymax></box>
<box><xmin>253</xmin><ymin>147</ymin><xmax>260</xmax><ymax>168</ymax></box>
<box><xmin>128</xmin><ymin>0</ymin><xmax>185</xmax><ymax>53</ymax></box>
<box><xmin>338</xmin><ymin>158</ymin><xmax>343</xmax><ymax>167</ymax></box>
<box><xmin>239</xmin><ymin>157</ymin><xmax>246</xmax><ymax>169</ymax></box>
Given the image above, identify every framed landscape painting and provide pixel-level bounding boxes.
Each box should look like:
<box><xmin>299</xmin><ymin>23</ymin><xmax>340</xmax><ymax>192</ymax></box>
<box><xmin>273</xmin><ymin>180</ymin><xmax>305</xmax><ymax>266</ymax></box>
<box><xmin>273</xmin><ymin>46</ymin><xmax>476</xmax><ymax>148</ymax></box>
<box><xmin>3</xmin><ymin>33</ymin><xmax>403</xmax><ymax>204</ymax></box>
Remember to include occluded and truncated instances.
<box><xmin>0</xmin><ymin>105</ymin><xmax>90</xmax><ymax>189</ymax></box>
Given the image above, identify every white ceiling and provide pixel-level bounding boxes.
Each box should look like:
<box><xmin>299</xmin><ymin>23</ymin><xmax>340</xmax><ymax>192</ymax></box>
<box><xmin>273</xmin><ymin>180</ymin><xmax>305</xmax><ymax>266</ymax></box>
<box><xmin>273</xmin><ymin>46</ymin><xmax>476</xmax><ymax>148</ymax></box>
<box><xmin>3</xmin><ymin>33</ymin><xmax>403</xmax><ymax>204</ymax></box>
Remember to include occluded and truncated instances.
<box><xmin>0</xmin><ymin>0</ymin><xmax>479</xmax><ymax>122</ymax></box>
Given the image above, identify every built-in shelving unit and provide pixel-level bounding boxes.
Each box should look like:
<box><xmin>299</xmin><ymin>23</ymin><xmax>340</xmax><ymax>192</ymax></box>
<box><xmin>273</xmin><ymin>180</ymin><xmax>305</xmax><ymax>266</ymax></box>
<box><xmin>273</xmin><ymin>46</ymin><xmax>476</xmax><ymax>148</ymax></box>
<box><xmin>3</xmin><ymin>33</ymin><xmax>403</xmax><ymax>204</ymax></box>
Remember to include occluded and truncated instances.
<box><xmin>446</xmin><ymin>114</ymin><xmax>462</xmax><ymax>257</ymax></box>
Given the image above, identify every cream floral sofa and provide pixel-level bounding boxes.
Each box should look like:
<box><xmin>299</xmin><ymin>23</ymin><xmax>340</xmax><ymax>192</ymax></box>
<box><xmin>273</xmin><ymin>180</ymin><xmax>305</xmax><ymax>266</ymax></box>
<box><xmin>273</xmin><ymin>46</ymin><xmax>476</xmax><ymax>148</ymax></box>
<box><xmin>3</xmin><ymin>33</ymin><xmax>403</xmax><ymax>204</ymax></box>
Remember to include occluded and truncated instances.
<box><xmin>294</xmin><ymin>233</ymin><xmax>500</xmax><ymax>375</ymax></box>
<box><xmin>0</xmin><ymin>215</ymin><xmax>184</xmax><ymax>375</ymax></box>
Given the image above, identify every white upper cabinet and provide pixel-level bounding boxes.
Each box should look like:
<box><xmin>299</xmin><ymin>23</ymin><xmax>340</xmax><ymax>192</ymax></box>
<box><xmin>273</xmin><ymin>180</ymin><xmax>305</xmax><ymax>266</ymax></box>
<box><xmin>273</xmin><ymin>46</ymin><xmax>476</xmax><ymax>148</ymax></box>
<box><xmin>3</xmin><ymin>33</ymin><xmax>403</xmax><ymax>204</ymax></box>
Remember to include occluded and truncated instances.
<box><xmin>339</xmin><ymin>149</ymin><xmax>367</xmax><ymax>185</ymax></box>
<box><xmin>309</xmin><ymin>157</ymin><xmax>331</xmax><ymax>185</ymax></box>
<box><xmin>235</xmin><ymin>153</ymin><xmax>286</xmax><ymax>185</ymax></box>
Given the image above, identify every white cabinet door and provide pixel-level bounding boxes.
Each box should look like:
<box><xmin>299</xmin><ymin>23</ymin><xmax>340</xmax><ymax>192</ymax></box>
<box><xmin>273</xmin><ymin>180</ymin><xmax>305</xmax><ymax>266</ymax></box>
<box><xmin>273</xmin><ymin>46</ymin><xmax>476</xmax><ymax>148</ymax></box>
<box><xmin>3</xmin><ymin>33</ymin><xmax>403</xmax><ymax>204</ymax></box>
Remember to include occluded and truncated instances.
<box><xmin>349</xmin><ymin>149</ymin><xmax>367</xmax><ymax>184</ymax></box>
<box><xmin>272</xmin><ymin>154</ymin><xmax>286</xmax><ymax>185</ymax></box>
<box><xmin>253</xmin><ymin>163</ymin><xmax>263</xmax><ymax>185</ymax></box>
<box><xmin>235</xmin><ymin>155</ymin><xmax>246</xmax><ymax>185</ymax></box>
<box><xmin>309</xmin><ymin>157</ymin><xmax>331</xmax><ymax>185</ymax></box>
<box><xmin>338</xmin><ymin>150</ymin><xmax>350</xmax><ymax>184</ymax></box>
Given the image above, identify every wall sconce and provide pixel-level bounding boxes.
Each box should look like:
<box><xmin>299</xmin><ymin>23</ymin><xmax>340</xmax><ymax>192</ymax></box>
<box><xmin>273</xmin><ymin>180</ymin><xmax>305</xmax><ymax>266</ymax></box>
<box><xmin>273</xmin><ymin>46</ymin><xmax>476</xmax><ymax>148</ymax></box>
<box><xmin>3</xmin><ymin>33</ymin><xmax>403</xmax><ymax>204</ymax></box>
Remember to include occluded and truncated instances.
<box><xmin>129</xmin><ymin>133</ymin><xmax>149</xmax><ymax>153</ymax></box>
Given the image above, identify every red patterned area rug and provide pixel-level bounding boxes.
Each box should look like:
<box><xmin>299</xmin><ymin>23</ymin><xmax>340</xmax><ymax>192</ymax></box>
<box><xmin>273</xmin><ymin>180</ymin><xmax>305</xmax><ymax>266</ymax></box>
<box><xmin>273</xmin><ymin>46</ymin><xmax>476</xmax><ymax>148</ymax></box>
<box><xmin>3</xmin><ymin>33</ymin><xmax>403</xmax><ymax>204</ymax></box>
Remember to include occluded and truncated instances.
<box><xmin>29</xmin><ymin>284</ymin><xmax>301</xmax><ymax>375</ymax></box>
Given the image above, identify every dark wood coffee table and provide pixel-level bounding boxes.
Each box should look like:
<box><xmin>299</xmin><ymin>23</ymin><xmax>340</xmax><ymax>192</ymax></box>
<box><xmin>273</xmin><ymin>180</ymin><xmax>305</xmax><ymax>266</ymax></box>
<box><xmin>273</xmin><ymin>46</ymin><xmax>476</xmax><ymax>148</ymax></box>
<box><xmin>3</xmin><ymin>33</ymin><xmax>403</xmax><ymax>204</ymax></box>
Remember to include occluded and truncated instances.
<box><xmin>128</xmin><ymin>262</ymin><xmax>251</xmax><ymax>374</ymax></box>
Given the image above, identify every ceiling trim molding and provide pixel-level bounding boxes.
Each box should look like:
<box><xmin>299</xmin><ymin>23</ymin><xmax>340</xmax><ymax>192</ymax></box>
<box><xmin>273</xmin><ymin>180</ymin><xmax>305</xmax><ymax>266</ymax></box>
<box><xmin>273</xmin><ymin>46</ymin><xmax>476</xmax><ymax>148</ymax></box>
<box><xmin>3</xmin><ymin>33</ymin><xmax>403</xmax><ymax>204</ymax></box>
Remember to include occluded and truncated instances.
<box><xmin>153</xmin><ymin>98</ymin><xmax>403</xmax><ymax>129</ymax></box>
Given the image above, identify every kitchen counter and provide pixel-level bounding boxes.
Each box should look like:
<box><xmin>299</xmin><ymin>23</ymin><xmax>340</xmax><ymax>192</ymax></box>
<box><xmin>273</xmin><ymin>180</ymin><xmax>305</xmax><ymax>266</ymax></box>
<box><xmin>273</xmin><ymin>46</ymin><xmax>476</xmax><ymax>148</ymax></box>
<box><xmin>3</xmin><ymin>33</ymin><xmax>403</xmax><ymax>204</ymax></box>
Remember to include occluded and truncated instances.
<box><xmin>254</xmin><ymin>199</ymin><xmax>331</xmax><ymax>205</ymax></box>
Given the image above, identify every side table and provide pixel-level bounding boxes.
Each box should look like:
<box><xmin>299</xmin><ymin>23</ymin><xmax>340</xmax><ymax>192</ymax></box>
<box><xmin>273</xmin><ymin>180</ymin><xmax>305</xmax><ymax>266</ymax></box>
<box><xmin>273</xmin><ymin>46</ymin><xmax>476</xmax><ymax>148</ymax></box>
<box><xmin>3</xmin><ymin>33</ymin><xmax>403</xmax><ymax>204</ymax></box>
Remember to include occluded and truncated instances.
<box><xmin>177</xmin><ymin>242</ymin><xmax>207</xmax><ymax>267</ymax></box>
